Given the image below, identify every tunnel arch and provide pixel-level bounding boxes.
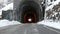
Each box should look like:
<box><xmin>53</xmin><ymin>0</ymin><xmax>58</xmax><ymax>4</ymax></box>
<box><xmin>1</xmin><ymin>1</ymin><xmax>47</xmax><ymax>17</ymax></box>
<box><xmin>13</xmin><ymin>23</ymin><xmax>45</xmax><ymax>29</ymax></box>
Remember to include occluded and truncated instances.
<box><xmin>16</xmin><ymin>0</ymin><xmax>43</xmax><ymax>23</ymax></box>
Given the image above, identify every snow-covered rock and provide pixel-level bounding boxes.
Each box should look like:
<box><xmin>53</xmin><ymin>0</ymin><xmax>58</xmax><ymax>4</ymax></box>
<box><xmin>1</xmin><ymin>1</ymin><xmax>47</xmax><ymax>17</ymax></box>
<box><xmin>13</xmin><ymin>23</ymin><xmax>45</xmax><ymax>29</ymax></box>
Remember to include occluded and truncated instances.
<box><xmin>46</xmin><ymin>0</ymin><xmax>60</xmax><ymax>11</ymax></box>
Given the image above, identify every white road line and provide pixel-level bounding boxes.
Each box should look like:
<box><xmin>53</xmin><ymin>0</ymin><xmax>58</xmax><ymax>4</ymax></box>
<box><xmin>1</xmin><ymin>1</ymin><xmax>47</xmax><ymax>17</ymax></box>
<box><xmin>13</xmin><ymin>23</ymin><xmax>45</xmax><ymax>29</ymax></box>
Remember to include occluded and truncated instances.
<box><xmin>43</xmin><ymin>26</ymin><xmax>60</xmax><ymax>34</ymax></box>
<box><xmin>24</xmin><ymin>28</ymin><xmax>27</xmax><ymax>34</ymax></box>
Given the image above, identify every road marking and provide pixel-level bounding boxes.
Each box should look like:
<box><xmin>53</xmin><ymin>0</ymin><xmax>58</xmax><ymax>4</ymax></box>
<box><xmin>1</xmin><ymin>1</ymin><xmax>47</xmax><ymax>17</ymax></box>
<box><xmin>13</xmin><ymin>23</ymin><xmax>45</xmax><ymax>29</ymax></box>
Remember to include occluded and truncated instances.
<box><xmin>24</xmin><ymin>29</ymin><xmax>27</xmax><ymax>34</ymax></box>
<box><xmin>44</xmin><ymin>26</ymin><xmax>60</xmax><ymax>34</ymax></box>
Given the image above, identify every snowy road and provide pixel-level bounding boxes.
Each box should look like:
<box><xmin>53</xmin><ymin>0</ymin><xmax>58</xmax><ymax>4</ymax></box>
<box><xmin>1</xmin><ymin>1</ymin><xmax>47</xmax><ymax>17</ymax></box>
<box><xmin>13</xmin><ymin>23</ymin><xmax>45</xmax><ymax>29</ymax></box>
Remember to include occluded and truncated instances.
<box><xmin>0</xmin><ymin>24</ymin><xmax>60</xmax><ymax>34</ymax></box>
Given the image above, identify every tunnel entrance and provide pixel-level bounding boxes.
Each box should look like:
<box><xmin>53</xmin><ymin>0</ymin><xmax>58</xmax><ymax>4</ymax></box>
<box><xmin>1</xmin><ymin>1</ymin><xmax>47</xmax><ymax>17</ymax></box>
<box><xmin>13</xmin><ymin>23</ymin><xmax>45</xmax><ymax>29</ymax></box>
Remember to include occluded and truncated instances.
<box><xmin>16</xmin><ymin>1</ymin><xmax>44</xmax><ymax>23</ymax></box>
<box><xmin>22</xmin><ymin>6</ymin><xmax>37</xmax><ymax>23</ymax></box>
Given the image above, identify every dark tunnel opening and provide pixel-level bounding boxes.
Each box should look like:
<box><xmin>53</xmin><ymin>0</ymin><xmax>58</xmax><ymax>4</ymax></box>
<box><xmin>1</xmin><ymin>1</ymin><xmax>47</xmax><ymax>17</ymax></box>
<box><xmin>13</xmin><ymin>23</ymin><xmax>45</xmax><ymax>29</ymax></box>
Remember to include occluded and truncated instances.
<box><xmin>22</xmin><ymin>6</ymin><xmax>37</xmax><ymax>23</ymax></box>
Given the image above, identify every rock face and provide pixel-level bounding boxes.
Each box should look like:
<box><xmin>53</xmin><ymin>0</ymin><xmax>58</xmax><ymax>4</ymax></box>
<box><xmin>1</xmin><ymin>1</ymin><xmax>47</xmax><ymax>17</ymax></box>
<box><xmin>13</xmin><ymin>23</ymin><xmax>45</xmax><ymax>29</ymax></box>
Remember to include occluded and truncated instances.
<box><xmin>46</xmin><ymin>2</ymin><xmax>60</xmax><ymax>21</ymax></box>
<box><xmin>14</xmin><ymin>0</ymin><xmax>45</xmax><ymax>23</ymax></box>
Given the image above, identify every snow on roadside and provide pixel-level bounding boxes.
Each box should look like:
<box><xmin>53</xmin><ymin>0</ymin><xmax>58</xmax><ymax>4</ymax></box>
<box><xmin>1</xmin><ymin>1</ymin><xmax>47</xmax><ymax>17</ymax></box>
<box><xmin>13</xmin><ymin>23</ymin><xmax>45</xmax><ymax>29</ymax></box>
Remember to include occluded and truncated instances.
<box><xmin>0</xmin><ymin>19</ymin><xmax>60</xmax><ymax>30</ymax></box>
<box><xmin>38</xmin><ymin>20</ymin><xmax>60</xmax><ymax>30</ymax></box>
<box><xmin>0</xmin><ymin>19</ymin><xmax>21</xmax><ymax>27</ymax></box>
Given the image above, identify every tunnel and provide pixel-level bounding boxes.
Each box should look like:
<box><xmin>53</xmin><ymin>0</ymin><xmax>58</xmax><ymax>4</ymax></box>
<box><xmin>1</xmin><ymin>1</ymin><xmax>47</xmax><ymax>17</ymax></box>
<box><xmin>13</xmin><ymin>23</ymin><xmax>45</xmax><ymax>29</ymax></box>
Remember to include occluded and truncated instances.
<box><xmin>14</xmin><ymin>0</ymin><xmax>44</xmax><ymax>23</ymax></box>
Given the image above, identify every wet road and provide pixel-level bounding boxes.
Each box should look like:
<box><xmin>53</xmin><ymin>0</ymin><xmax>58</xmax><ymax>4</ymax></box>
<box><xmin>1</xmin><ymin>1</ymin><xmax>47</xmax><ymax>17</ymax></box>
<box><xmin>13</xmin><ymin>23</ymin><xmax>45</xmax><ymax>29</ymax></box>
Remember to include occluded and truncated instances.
<box><xmin>0</xmin><ymin>24</ymin><xmax>60</xmax><ymax>34</ymax></box>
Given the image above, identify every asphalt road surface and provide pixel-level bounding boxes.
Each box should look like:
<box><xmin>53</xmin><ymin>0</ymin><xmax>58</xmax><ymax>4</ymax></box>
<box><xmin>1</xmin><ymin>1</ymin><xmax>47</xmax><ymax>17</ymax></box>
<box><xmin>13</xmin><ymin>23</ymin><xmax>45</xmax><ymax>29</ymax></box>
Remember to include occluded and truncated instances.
<box><xmin>0</xmin><ymin>24</ymin><xmax>60</xmax><ymax>34</ymax></box>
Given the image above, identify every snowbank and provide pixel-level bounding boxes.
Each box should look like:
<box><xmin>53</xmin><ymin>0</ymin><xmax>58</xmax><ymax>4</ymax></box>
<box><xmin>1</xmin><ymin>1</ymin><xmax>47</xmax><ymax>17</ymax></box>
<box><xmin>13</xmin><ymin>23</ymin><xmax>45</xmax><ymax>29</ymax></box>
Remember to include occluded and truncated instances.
<box><xmin>38</xmin><ymin>20</ymin><xmax>60</xmax><ymax>30</ymax></box>
<box><xmin>0</xmin><ymin>19</ymin><xmax>21</xmax><ymax>27</ymax></box>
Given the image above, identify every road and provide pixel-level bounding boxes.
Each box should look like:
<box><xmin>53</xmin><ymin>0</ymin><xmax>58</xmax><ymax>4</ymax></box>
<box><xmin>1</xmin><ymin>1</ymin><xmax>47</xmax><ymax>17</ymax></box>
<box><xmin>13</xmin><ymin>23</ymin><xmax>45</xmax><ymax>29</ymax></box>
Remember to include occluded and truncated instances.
<box><xmin>0</xmin><ymin>24</ymin><xmax>60</xmax><ymax>34</ymax></box>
